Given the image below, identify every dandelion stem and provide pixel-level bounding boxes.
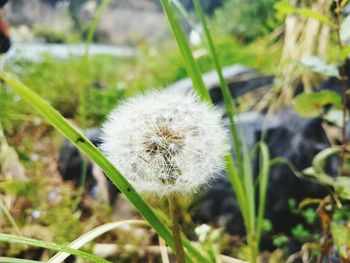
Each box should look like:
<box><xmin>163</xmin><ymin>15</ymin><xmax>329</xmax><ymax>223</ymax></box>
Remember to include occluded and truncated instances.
<box><xmin>168</xmin><ymin>196</ymin><xmax>185</xmax><ymax>263</ymax></box>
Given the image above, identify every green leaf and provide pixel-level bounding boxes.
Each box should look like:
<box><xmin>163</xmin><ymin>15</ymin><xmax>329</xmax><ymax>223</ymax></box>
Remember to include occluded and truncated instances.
<box><xmin>274</xmin><ymin>0</ymin><xmax>295</xmax><ymax>17</ymax></box>
<box><xmin>300</xmin><ymin>56</ymin><xmax>339</xmax><ymax>77</ymax></box>
<box><xmin>297</xmin><ymin>9</ymin><xmax>335</xmax><ymax>27</ymax></box>
<box><xmin>291</xmin><ymin>224</ymin><xmax>309</xmax><ymax>241</ymax></box>
<box><xmin>293</xmin><ymin>91</ymin><xmax>342</xmax><ymax>117</ymax></box>
<box><xmin>331</xmin><ymin>223</ymin><xmax>350</xmax><ymax>258</ymax></box>
<box><xmin>340</xmin><ymin>16</ymin><xmax>350</xmax><ymax>43</ymax></box>
<box><xmin>0</xmin><ymin>180</ymin><xmax>32</xmax><ymax>195</ymax></box>
<box><xmin>272</xmin><ymin>235</ymin><xmax>289</xmax><ymax>247</ymax></box>
<box><xmin>312</xmin><ymin>147</ymin><xmax>341</xmax><ymax>173</ymax></box>
<box><xmin>340</xmin><ymin>45</ymin><xmax>350</xmax><ymax>60</ymax></box>
<box><xmin>48</xmin><ymin>220</ymin><xmax>148</xmax><ymax>263</ymax></box>
<box><xmin>302</xmin><ymin>167</ymin><xmax>334</xmax><ymax>186</ymax></box>
<box><xmin>335</xmin><ymin>177</ymin><xmax>350</xmax><ymax>200</ymax></box>
<box><xmin>0</xmin><ymin>234</ymin><xmax>110</xmax><ymax>263</ymax></box>
<box><xmin>302</xmin><ymin>147</ymin><xmax>340</xmax><ymax>189</ymax></box>
<box><xmin>274</xmin><ymin>2</ymin><xmax>335</xmax><ymax>26</ymax></box>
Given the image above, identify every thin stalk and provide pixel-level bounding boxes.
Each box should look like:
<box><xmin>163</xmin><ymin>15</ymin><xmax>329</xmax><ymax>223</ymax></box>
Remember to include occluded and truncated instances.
<box><xmin>224</xmin><ymin>154</ymin><xmax>251</xmax><ymax>233</ymax></box>
<box><xmin>192</xmin><ymin>0</ymin><xmax>243</xmax><ymax>177</ymax></box>
<box><xmin>160</xmin><ymin>2</ymin><xmax>252</xmax><ymax>260</ymax></box>
<box><xmin>255</xmin><ymin>142</ymin><xmax>270</xmax><ymax>247</ymax></box>
<box><xmin>79</xmin><ymin>0</ymin><xmax>110</xmax><ymax>190</ymax></box>
<box><xmin>160</xmin><ymin>0</ymin><xmax>248</xmax><ymax>218</ymax></box>
<box><xmin>168</xmin><ymin>195</ymin><xmax>185</xmax><ymax>263</ymax></box>
<box><xmin>158</xmin><ymin>236</ymin><xmax>170</xmax><ymax>263</ymax></box>
<box><xmin>334</xmin><ymin>0</ymin><xmax>349</xmax><ymax>176</ymax></box>
<box><xmin>160</xmin><ymin>0</ymin><xmax>211</xmax><ymax>103</ymax></box>
<box><xmin>240</xmin><ymin>130</ymin><xmax>256</xmax><ymax>263</ymax></box>
<box><xmin>0</xmin><ymin>199</ymin><xmax>22</xmax><ymax>236</ymax></box>
<box><xmin>192</xmin><ymin>1</ymin><xmax>258</xmax><ymax>261</ymax></box>
<box><xmin>84</xmin><ymin>0</ymin><xmax>111</xmax><ymax>55</ymax></box>
<box><xmin>172</xmin><ymin>0</ymin><xmax>197</xmax><ymax>29</ymax></box>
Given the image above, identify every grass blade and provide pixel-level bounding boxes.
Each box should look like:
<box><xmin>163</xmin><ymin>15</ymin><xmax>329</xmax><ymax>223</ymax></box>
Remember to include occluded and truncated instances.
<box><xmin>224</xmin><ymin>155</ymin><xmax>250</xmax><ymax>229</ymax></box>
<box><xmin>191</xmin><ymin>2</ymin><xmax>257</xmax><ymax>260</ymax></box>
<box><xmin>160</xmin><ymin>3</ymin><xmax>252</xmax><ymax>260</ymax></box>
<box><xmin>85</xmin><ymin>0</ymin><xmax>111</xmax><ymax>55</ymax></box>
<box><xmin>0</xmin><ymin>234</ymin><xmax>110</xmax><ymax>263</ymax></box>
<box><xmin>255</xmin><ymin>142</ymin><xmax>270</xmax><ymax>247</ymax></box>
<box><xmin>0</xmin><ymin>199</ymin><xmax>22</xmax><ymax>236</ymax></box>
<box><xmin>160</xmin><ymin>0</ymin><xmax>211</xmax><ymax>103</ymax></box>
<box><xmin>48</xmin><ymin>220</ymin><xmax>148</xmax><ymax>263</ymax></box>
<box><xmin>192</xmin><ymin>0</ymin><xmax>243</xmax><ymax>173</ymax></box>
<box><xmin>0</xmin><ymin>258</ymin><xmax>43</xmax><ymax>263</ymax></box>
<box><xmin>0</xmin><ymin>72</ymin><xmax>197</xmax><ymax>263</ymax></box>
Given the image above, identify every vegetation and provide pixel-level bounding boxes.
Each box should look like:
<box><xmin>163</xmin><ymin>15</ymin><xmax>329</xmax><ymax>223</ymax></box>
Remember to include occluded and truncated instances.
<box><xmin>1</xmin><ymin>0</ymin><xmax>350</xmax><ymax>262</ymax></box>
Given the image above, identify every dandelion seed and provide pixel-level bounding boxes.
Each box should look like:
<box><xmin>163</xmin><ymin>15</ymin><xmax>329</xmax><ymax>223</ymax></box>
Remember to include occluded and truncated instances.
<box><xmin>101</xmin><ymin>90</ymin><xmax>228</xmax><ymax>196</ymax></box>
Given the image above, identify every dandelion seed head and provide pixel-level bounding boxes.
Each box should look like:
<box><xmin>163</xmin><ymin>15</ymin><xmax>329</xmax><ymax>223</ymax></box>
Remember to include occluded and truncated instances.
<box><xmin>101</xmin><ymin>90</ymin><xmax>228</xmax><ymax>196</ymax></box>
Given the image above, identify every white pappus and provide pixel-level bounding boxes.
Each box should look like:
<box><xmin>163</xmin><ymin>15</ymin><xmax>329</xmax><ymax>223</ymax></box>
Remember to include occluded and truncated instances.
<box><xmin>101</xmin><ymin>90</ymin><xmax>228</xmax><ymax>197</ymax></box>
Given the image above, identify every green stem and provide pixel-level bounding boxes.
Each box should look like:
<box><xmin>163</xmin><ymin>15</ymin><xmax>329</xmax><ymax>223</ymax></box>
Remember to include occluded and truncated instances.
<box><xmin>84</xmin><ymin>0</ymin><xmax>111</xmax><ymax>55</ymax></box>
<box><xmin>192</xmin><ymin>0</ymin><xmax>243</xmax><ymax>176</ymax></box>
<box><xmin>168</xmin><ymin>195</ymin><xmax>185</xmax><ymax>263</ymax></box>
<box><xmin>160</xmin><ymin>0</ymin><xmax>211</xmax><ymax>103</ymax></box>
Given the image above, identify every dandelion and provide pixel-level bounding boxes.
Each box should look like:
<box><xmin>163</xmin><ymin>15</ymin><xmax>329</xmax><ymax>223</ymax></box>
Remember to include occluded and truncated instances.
<box><xmin>101</xmin><ymin>89</ymin><xmax>228</xmax><ymax>197</ymax></box>
<box><xmin>102</xmin><ymin>90</ymin><xmax>227</xmax><ymax>262</ymax></box>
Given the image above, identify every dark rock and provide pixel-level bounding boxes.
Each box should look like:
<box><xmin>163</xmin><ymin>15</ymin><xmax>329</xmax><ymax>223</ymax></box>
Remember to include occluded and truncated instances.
<box><xmin>59</xmin><ymin>128</ymin><xmax>119</xmax><ymax>203</ymax></box>
<box><xmin>58</xmin><ymin>129</ymin><xmax>101</xmax><ymax>187</ymax></box>
<box><xmin>191</xmin><ymin>109</ymin><xmax>338</xmax><ymax>251</ymax></box>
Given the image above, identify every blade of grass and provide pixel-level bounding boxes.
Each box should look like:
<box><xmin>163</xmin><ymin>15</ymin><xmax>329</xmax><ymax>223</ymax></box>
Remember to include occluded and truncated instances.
<box><xmin>160</xmin><ymin>0</ymin><xmax>251</xmax><ymax>246</ymax></box>
<box><xmin>192</xmin><ymin>0</ymin><xmax>243</xmax><ymax>175</ymax></box>
<box><xmin>171</xmin><ymin>0</ymin><xmax>197</xmax><ymax>29</ymax></box>
<box><xmin>0</xmin><ymin>72</ymin><xmax>198</xmax><ymax>263</ymax></box>
<box><xmin>224</xmin><ymin>155</ymin><xmax>250</xmax><ymax>229</ymax></box>
<box><xmin>191</xmin><ymin>2</ymin><xmax>265</xmax><ymax>262</ymax></box>
<box><xmin>48</xmin><ymin>220</ymin><xmax>148</xmax><ymax>263</ymax></box>
<box><xmin>241</xmin><ymin>130</ymin><xmax>255</xmax><ymax>231</ymax></box>
<box><xmin>0</xmin><ymin>234</ymin><xmax>110</xmax><ymax>263</ymax></box>
<box><xmin>80</xmin><ymin>0</ymin><xmax>111</xmax><ymax>192</ymax></box>
<box><xmin>0</xmin><ymin>258</ymin><xmax>43</xmax><ymax>263</ymax></box>
<box><xmin>255</xmin><ymin>142</ymin><xmax>270</xmax><ymax>252</ymax></box>
<box><xmin>160</xmin><ymin>0</ymin><xmax>211</xmax><ymax>103</ymax></box>
<box><xmin>0</xmin><ymin>199</ymin><xmax>22</xmax><ymax>236</ymax></box>
<box><xmin>85</xmin><ymin>0</ymin><xmax>111</xmax><ymax>55</ymax></box>
<box><xmin>191</xmin><ymin>2</ymin><xmax>254</xmax><ymax>253</ymax></box>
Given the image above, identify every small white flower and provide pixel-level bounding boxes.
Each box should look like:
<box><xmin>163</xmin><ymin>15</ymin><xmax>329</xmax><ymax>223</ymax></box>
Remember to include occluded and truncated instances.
<box><xmin>101</xmin><ymin>90</ymin><xmax>228</xmax><ymax>196</ymax></box>
<box><xmin>195</xmin><ymin>224</ymin><xmax>212</xmax><ymax>243</ymax></box>
<box><xmin>31</xmin><ymin>210</ymin><xmax>41</xmax><ymax>220</ymax></box>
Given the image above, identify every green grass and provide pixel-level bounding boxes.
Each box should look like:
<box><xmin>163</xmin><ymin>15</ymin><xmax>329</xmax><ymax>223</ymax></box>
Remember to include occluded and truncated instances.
<box><xmin>161</xmin><ymin>1</ymin><xmax>273</xmax><ymax>262</ymax></box>
<box><xmin>0</xmin><ymin>2</ymin><xmax>280</xmax><ymax>261</ymax></box>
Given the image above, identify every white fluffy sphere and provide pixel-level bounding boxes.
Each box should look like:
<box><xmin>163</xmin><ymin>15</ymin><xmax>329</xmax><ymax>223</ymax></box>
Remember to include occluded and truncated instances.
<box><xmin>101</xmin><ymin>90</ymin><xmax>228</xmax><ymax>196</ymax></box>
